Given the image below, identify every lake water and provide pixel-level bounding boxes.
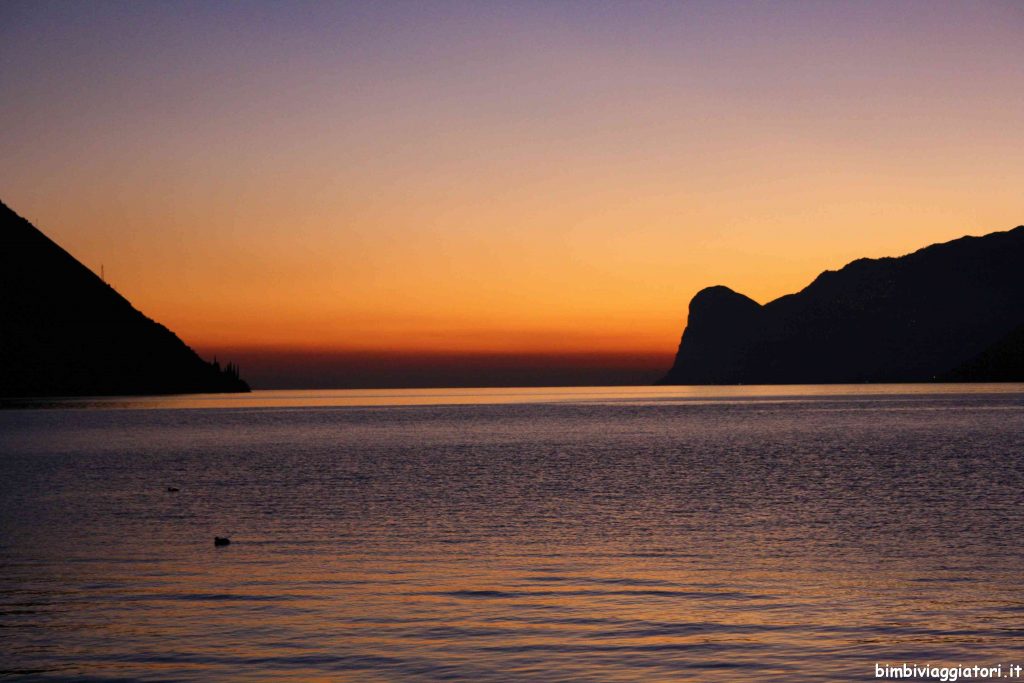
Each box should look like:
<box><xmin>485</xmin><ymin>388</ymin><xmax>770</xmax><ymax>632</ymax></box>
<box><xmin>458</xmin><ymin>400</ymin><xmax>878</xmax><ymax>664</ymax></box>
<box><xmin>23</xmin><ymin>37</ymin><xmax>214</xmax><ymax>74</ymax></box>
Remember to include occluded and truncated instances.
<box><xmin>2</xmin><ymin>385</ymin><xmax>1024</xmax><ymax>681</ymax></box>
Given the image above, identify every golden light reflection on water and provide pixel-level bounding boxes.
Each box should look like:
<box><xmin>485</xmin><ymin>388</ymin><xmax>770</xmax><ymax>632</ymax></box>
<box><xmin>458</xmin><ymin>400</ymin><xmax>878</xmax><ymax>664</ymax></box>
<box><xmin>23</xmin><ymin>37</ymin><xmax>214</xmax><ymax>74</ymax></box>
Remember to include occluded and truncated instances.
<box><xmin>58</xmin><ymin>538</ymin><xmax>1024</xmax><ymax>681</ymax></box>
<box><xmin>4</xmin><ymin>383</ymin><xmax>1023</xmax><ymax>411</ymax></box>
<box><xmin>2</xmin><ymin>386</ymin><xmax>1023</xmax><ymax>680</ymax></box>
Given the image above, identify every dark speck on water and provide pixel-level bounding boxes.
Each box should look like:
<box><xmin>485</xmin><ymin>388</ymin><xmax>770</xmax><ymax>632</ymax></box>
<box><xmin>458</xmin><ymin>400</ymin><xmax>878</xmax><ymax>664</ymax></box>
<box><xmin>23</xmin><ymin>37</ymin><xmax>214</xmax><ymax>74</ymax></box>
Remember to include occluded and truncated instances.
<box><xmin>1</xmin><ymin>385</ymin><xmax>1023</xmax><ymax>681</ymax></box>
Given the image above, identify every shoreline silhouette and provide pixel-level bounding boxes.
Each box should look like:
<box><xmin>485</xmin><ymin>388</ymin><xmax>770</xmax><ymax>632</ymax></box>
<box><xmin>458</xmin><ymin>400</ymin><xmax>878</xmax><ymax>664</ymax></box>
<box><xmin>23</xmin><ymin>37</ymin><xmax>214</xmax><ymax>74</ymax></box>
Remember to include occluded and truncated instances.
<box><xmin>661</xmin><ymin>226</ymin><xmax>1024</xmax><ymax>385</ymax></box>
<box><xmin>0</xmin><ymin>200</ymin><xmax>249</xmax><ymax>397</ymax></box>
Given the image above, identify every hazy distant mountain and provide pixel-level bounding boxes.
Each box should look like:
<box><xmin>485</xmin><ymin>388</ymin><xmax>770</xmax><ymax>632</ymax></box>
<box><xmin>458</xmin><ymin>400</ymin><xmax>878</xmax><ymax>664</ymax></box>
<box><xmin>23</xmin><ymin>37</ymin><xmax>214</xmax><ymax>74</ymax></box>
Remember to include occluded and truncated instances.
<box><xmin>0</xmin><ymin>200</ymin><xmax>249</xmax><ymax>396</ymax></box>
<box><xmin>661</xmin><ymin>226</ymin><xmax>1024</xmax><ymax>385</ymax></box>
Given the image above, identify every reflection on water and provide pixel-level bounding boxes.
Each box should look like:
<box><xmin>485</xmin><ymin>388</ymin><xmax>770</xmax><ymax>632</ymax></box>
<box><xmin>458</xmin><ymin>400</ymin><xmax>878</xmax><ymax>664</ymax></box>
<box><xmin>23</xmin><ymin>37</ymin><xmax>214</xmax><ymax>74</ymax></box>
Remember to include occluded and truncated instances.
<box><xmin>4</xmin><ymin>382</ymin><xmax>1023</xmax><ymax>410</ymax></box>
<box><xmin>2</xmin><ymin>385</ymin><xmax>1024</xmax><ymax>681</ymax></box>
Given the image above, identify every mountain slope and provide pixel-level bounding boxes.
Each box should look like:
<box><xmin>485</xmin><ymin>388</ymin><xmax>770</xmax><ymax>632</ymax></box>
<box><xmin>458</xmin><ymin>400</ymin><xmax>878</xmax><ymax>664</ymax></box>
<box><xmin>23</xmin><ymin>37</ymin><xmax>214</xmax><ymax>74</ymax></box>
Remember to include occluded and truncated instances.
<box><xmin>0</xmin><ymin>200</ymin><xmax>249</xmax><ymax>396</ymax></box>
<box><xmin>661</xmin><ymin>226</ymin><xmax>1024</xmax><ymax>384</ymax></box>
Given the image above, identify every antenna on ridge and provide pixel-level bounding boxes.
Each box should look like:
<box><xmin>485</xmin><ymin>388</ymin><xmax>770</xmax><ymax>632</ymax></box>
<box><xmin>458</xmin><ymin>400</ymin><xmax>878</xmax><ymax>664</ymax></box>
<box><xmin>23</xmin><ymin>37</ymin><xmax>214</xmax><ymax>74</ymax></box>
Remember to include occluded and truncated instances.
<box><xmin>101</xmin><ymin>264</ymin><xmax>105</xmax><ymax>282</ymax></box>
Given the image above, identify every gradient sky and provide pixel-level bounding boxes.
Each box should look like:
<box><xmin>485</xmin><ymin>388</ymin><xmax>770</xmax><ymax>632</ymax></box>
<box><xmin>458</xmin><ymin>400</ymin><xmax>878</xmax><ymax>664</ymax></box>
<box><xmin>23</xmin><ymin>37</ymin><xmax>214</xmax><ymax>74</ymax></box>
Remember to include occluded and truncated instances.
<box><xmin>2</xmin><ymin>1</ymin><xmax>1022</xmax><ymax>386</ymax></box>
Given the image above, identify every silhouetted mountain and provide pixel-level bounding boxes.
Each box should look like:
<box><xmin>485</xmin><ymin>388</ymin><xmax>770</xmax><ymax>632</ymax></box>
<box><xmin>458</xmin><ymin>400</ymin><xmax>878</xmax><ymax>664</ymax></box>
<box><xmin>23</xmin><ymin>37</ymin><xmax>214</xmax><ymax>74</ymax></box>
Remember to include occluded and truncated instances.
<box><xmin>0</xmin><ymin>200</ymin><xmax>250</xmax><ymax>396</ymax></box>
<box><xmin>661</xmin><ymin>226</ymin><xmax>1024</xmax><ymax>384</ymax></box>
<box><xmin>942</xmin><ymin>322</ymin><xmax>1024</xmax><ymax>382</ymax></box>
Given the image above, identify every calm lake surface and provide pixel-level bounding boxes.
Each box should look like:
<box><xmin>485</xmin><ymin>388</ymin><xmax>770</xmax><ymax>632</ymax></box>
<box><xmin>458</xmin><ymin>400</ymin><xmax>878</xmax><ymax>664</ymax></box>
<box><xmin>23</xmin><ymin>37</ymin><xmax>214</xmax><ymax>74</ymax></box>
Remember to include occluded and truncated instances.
<box><xmin>2</xmin><ymin>385</ymin><xmax>1024</xmax><ymax>681</ymax></box>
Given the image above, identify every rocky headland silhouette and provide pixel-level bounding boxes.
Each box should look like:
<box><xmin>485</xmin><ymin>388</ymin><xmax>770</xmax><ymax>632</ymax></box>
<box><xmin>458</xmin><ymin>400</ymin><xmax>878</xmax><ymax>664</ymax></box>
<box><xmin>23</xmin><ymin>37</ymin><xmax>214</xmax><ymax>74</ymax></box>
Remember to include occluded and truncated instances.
<box><xmin>0</xmin><ymin>200</ymin><xmax>249</xmax><ymax>396</ymax></box>
<box><xmin>661</xmin><ymin>226</ymin><xmax>1024</xmax><ymax>384</ymax></box>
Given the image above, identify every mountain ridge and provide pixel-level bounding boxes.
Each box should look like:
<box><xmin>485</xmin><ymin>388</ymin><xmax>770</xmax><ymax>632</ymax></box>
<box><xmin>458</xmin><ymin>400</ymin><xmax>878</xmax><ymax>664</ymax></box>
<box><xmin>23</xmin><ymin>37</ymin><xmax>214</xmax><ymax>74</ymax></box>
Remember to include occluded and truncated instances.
<box><xmin>0</xmin><ymin>200</ymin><xmax>250</xmax><ymax>397</ymax></box>
<box><xmin>660</xmin><ymin>225</ymin><xmax>1024</xmax><ymax>385</ymax></box>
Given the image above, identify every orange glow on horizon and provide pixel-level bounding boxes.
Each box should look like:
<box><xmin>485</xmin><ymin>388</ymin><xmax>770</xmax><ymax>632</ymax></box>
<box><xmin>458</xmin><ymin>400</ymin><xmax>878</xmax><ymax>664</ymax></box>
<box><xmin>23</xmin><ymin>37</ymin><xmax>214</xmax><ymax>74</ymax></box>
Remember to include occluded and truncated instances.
<box><xmin>2</xmin><ymin>2</ymin><xmax>1022</xmax><ymax>365</ymax></box>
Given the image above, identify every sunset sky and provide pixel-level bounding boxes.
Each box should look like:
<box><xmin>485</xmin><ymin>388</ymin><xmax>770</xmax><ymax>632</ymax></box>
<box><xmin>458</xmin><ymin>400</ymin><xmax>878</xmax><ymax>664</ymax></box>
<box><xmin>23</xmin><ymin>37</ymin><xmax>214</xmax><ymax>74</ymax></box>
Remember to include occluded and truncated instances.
<box><xmin>2</xmin><ymin>1</ymin><xmax>1022</xmax><ymax>386</ymax></box>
